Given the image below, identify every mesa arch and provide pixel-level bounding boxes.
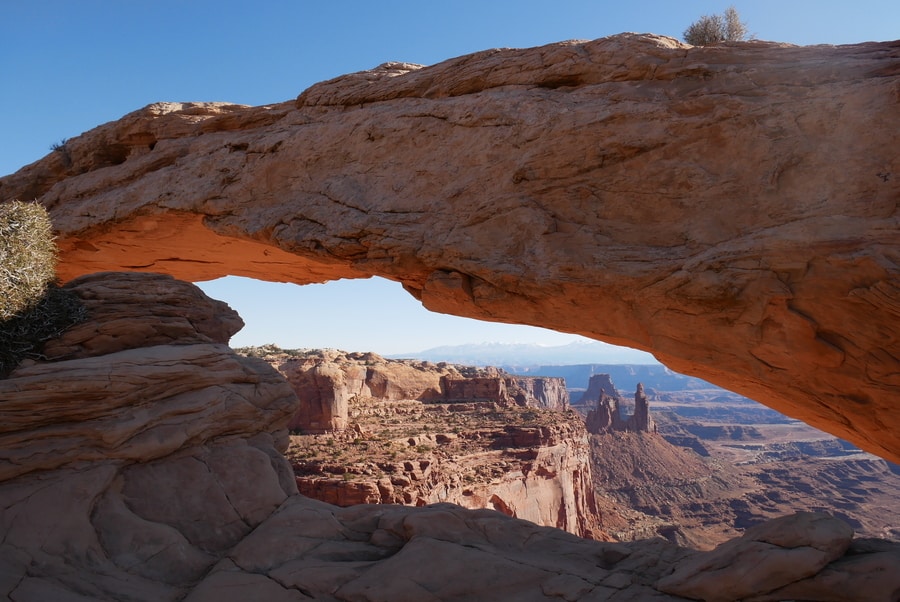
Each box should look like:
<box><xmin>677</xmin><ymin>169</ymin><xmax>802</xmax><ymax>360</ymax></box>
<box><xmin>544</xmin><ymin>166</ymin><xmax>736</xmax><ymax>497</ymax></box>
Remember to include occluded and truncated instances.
<box><xmin>1</xmin><ymin>34</ymin><xmax>898</xmax><ymax>462</ymax></box>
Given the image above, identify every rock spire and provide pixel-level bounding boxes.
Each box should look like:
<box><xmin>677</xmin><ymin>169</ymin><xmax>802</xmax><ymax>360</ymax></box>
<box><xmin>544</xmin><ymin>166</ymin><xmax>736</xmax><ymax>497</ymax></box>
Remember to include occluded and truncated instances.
<box><xmin>585</xmin><ymin>380</ymin><xmax>657</xmax><ymax>434</ymax></box>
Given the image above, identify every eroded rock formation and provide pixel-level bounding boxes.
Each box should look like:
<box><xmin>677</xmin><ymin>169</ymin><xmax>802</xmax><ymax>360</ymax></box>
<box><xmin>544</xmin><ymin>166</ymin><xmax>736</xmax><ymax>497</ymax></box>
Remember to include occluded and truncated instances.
<box><xmin>656</xmin><ymin>512</ymin><xmax>900</xmax><ymax>601</ymax></box>
<box><xmin>575</xmin><ymin>373</ymin><xmax>620</xmax><ymax>409</ymax></box>
<box><xmin>292</xmin><ymin>418</ymin><xmax>601</xmax><ymax>539</ymax></box>
<box><xmin>249</xmin><ymin>348</ymin><xmax>460</xmax><ymax>432</ymax></box>
<box><xmin>586</xmin><ymin>379</ymin><xmax>657</xmax><ymax>434</ymax></box>
<box><xmin>2</xmin><ymin>34</ymin><xmax>896</xmax><ymax>461</ymax></box>
<box><xmin>440</xmin><ymin>374</ymin><xmax>570</xmax><ymax>409</ymax></box>
<box><xmin>247</xmin><ymin>348</ymin><xmax>589</xmax><ymax>535</ymax></box>
<box><xmin>632</xmin><ymin>384</ymin><xmax>656</xmax><ymax>433</ymax></box>
<box><xmin>1</xmin><ymin>272</ymin><xmax>898</xmax><ymax>600</ymax></box>
<box><xmin>250</xmin><ymin>348</ymin><xmax>570</xmax><ymax>433</ymax></box>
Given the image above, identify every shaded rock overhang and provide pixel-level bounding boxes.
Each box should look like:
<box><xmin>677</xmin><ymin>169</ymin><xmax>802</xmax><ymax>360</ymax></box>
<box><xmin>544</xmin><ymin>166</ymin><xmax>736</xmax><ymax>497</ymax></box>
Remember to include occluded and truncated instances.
<box><xmin>1</xmin><ymin>34</ymin><xmax>898</xmax><ymax>462</ymax></box>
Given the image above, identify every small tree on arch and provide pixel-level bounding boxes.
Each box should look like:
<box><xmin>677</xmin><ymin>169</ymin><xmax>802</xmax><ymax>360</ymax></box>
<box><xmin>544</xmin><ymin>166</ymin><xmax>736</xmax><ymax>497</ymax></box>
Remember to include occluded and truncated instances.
<box><xmin>683</xmin><ymin>6</ymin><xmax>749</xmax><ymax>46</ymax></box>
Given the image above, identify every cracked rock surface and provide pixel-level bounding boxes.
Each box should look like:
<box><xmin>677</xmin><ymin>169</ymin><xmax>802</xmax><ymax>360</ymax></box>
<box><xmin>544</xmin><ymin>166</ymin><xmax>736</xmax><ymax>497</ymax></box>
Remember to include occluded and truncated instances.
<box><xmin>0</xmin><ymin>273</ymin><xmax>898</xmax><ymax>601</ymax></box>
<box><xmin>1</xmin><ymin>34</ymin><xmax>897</xmax><ymax>462</ymax></box>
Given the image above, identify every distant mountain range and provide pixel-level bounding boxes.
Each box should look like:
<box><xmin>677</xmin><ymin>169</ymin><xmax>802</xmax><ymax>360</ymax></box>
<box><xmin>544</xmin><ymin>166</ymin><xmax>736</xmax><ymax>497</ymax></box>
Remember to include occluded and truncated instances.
<box><xmin>389</xmin><ymin>341</ymin><xmax>727</xmax><ymax>394</ymax></box>
<box><xmin>389</xmin><ymin>340</ymin><xmax>660</xmax><ymax>367</ymax></box>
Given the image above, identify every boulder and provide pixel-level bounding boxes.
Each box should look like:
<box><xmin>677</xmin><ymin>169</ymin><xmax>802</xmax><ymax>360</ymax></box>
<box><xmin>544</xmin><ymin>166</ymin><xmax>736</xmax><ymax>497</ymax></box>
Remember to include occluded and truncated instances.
<box><xmin>657</xmin><ymin>512</ymin><xmax>854</xmax><ymax>601</ymax></box>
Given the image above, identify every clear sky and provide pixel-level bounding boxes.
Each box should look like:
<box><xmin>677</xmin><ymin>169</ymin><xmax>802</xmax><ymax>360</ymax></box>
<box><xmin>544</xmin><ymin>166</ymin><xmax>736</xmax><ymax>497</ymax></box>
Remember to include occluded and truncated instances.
<box><xmin>2</xmin><ymin>1</ymin><xmax>896</xmax><ymax>355</ymax></box>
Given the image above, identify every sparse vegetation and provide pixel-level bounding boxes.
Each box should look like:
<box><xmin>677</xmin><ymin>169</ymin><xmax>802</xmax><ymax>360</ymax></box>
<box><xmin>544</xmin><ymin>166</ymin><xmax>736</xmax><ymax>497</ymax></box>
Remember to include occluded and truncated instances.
<box><xmin>236</xmin><ymin>343</ymin><xmax>310</xmax><ymax>358</ymax></box>
<box><xmin>683</xmin><ymin>6</ymin><xmax>749</xmax><ymax>46</ymax></box>
<box><xmin>0</xmin><ymin>201</ymin><xmax>86</xmax><ymax>376</ymax></box>
<box><xmin>1</xmin><ymin>201</ymin><xmax>58</xmax><ymax>320</ymax></box>
<box><xmin>49</xmin><ymin>138</ymin><xmax>68</xmax><ymax>152</ymax></box>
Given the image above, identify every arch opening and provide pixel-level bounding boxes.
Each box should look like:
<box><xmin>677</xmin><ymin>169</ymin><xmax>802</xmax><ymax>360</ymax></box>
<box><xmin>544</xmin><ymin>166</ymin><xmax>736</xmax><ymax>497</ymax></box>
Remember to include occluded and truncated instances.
<box><xmin>196</xmin><ymin>275</ymin><xmax>659</xmax><ymax>362</ymax></box>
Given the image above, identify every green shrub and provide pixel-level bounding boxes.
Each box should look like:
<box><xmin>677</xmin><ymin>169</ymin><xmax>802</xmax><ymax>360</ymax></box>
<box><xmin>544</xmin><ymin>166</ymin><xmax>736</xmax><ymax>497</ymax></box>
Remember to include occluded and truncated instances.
<box><xmin>0</xmin><ymin>201</ymin><xmax>85</xmax><ymax>377</ymax></box>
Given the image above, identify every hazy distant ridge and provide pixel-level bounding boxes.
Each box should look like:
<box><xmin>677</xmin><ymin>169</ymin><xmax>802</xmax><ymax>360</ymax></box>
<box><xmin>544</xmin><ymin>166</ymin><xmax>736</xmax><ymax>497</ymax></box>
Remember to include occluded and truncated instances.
<box><xmin>391</xmin><ymin>340</ymin><xmax>659</xmax><ymax>367</ymax></box>
<box><xmin>509</xmin><ymin>364</ymin><xmax>716</xmax><ymax>395</ymax></box>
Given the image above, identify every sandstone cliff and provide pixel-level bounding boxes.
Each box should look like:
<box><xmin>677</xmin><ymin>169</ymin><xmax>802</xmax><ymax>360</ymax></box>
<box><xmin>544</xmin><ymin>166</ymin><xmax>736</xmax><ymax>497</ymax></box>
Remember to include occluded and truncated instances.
<box><xmin>1</xmin><ymin>272</ymin><xmax>897</xmax><ymax>600</ymax></box>
<box><xmin>439</xmin><ymin>374</ymin><xmax>569</xmax><ymax>409</ymax></box>
<box><xmin>246</xmin><ymin>348</ymin><xmax>589</xmax><ymax>536</ymax></box>
<box><xmin>243</xmin><ymin>348</ymin><xmax>462</xmax><ymax>432</ymax></box>
<box><xmin>248</xmin><ymin>347</ymin><xmax>570</xmax><ymax>432</ymax></box>
<box><xmin>289</xmin><ymin>399</ymin><xmax>600</xmax><ymax>538</ymax></box>
<box><xmin>1</xmin><ymin>34</ymin><xmax>896</xmax><ymax>461</ymax></box>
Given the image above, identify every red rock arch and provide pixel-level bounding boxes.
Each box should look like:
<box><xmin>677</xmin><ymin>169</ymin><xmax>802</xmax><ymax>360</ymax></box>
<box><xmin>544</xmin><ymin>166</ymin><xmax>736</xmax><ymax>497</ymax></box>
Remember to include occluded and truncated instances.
<box><xmin>1</xmin><ymin>35</ymin><xmax>897</xmax><ymax>461</ymax></box>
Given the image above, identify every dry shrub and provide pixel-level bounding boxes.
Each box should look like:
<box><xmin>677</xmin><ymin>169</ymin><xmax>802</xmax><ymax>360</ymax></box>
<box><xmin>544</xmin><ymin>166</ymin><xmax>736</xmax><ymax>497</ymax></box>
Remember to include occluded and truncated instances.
<box><xmin>0</xmin><ymin>201</ymin><xmax>85</xmax><ymax>376</ymax></box>
<box><xmin>1</xmin><ymin>201</ymin><xmax>58</xmax><ymax>319</ymax></box>
<box><xmin>683</xmin><ymin>6</ymin><xmax>749</xmax><ymax>46</ymax></box>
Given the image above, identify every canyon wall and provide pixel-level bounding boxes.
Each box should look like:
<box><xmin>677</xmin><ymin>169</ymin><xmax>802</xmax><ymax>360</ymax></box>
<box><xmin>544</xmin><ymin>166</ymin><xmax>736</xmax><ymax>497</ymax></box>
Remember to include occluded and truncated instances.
<box><xmin>510</xmin><ymin>376</ymin><xmax>570</xmax><ymax>410</ymax></box>
<box><xmin>294</xmin><ymin>420</ymin><xmax>600</xmax><ymax>539</ymax></box>
<box><xmin>252</xmin><ymin>348</ymin><xmax>587</xmax><ymax>535</ymax></box>
<box><xmin>1</xmin><ymin>34</ymin><xmax>896</xmax><ymax>461</ymax></box>
<box><xmin>429</xmin><ymin>422</ymin><xmax>598</xmax><ymax>538</ymax></box>
<box><xmin>253</xmin><ymin>348</ymin><xmax>570</xmax><ymax>432</ymax></box>
<box><xmin>440</xmin><ymin>374</ymin><xmax>570</xmax><ymax>409</ymax></box>
<box><xmin>254</xmin><ymin>349</ymin><xmax>461</xmax><ymax>432</ymax></box>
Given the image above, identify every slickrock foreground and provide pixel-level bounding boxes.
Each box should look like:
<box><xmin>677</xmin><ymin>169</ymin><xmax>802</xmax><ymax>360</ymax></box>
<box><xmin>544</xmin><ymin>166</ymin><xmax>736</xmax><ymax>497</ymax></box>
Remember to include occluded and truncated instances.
<box><xmin>1</xmin><ymin>34</ymin><xmax>897</xmax><ymax>462</ymax></box>
<box><xmin>1</xmin><ymin>272</ymin><xmax>898</xmax><ymax>601</ymax></box>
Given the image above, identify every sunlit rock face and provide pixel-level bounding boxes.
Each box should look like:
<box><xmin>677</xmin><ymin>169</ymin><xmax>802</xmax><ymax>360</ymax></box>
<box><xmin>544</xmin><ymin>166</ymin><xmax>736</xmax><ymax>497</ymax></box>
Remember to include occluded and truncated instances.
<box><xmin>1</xmin><ymin>34</ymin><xmax>898</xmax><ymax>462</ymax></box>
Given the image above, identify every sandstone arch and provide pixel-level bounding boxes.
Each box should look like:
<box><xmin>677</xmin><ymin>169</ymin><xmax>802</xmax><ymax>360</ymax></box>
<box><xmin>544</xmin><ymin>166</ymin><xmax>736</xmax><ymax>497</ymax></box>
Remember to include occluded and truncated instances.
<box><xmin>1</xmin><ymin>34</ymin><xmax>898</xmax><ymax>461</ymax></box>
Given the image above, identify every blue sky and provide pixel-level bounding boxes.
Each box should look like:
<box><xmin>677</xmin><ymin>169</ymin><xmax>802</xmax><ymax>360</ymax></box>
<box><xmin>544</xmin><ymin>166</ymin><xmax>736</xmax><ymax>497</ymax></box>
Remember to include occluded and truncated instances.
<box><xmin>2</xmin><ymin>2</ymin><xmax>896</xmax><ymax>355</ymax></box>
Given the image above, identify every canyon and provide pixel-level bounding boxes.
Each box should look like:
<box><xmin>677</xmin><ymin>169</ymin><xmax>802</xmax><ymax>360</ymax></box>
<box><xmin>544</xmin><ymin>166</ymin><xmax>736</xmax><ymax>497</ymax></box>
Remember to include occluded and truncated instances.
<box><xmin>1</xmin><ymin>32</ymin><xmax>899</xmax><ymax>600</ymax></box>
<box><xmin>257</xmin><ymin>345</ymin><xmax>900</xmax><ymax>552</ymax></box>
<box><xmin>243</xmin><ymin>347</ymin><xmax>599</xmax><ymax>538</ymax></box>
<box><xmin>1</xmin><ymin>272</ymin><xmax>898</xmax><ymax>601</ymax></box>
<box><xmin>590</xmin><ymin>395</ymin><xmax>900</xmax><ymax>550</ymax></box>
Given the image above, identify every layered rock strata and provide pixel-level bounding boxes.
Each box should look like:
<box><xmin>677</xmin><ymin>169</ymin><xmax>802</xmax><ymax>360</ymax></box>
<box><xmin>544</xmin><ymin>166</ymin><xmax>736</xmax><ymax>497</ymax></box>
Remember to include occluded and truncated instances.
<box><xmin>1</xmin><ymin>34</ymin><xmax>897</xmax><ymax>461</ymax></box>
<box><xmin>290</xmin><ymin>403</ymin><xmax>600</xmax><ymax>538</ymax></box>
<box><xmin>0</xmin><ymin>273</ymin><xmax>300</xmax><ymax>599</ymax></box>
<box><xmin>1</xmin><ymin>272</ymin><xmax>897</xmax><ymax>600</ymax></box>
<box><xmin>440</xmin><ymin>374</ymin><xmax>569</xmax><ymax>409</ymax></box>
<box><xmin>247</xmin><ymin>348</ymin><xmax>462</xmax><ymax>433</ymax></box>
<box><xmin>250</xmin><ymin>348</ymin><xmax>588</xmax><ymax>536</ymax></box>
<box><xmin>251</xmin><ymin>347</ymin><xmax>570</xmax><ymax>433</ymax></box>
